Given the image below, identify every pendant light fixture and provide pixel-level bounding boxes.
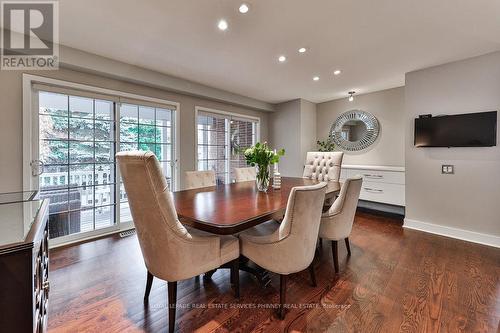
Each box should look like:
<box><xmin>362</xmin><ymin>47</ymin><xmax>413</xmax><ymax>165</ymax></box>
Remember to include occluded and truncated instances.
<box><xmin>348</xmin><ymin>91</ymin><xmax>355</xmax><ymax>102</ymax></box>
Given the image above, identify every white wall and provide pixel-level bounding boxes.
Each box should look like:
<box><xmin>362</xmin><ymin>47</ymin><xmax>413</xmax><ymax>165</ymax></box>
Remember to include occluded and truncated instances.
<box><xmin>269</xmin><ymin>99</ymin><xmax>318</xmax><ymax>177</ymax></box>
<box><xmin>317</xmin><ymin>87</ymin><xmax>405</xmax><ymax>166</ymax></box>
<box><xmin>300</xmin><ymin>99</ymin><xmax>317</xmax><ymax>162</ymax></box>
<box><xmin>0</xmin><ymin>67</ymin><xmax>269</xmax><ymax>192</ymax></box>
<box><xmin>269</xmin><ymin>99</ymin><xmax>302</xmax><ymax>177</ymax></box>
<box><xmin>405</xmin><ymin>51</ymin><xmax>500</xmax><ymax>243</ymax></box>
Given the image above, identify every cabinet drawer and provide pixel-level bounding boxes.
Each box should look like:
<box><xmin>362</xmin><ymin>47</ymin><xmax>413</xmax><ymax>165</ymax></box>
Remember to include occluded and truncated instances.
<box><xmin>341</xmin><ymin>168</ymin><xmax>404</xmax><ymax>185</ymax></box>
<box><xmin>356</xmin><ymin>170</ymin><xmax>404</xmax><ymax>185</ymax></box>
<box><xmin>360</xmin><ymin>181</ymin><xmax>405</xmax><ymax>206</ymax></box>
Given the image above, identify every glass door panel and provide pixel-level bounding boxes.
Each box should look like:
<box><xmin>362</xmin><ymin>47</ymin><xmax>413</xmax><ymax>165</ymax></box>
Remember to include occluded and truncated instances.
<box><xmin>118</xmin><ymin>103</ymin><xmax>176</xmax><ymax>224</ymax></box>
<box><xmin>197</xmin><ymin>111</ymin><xmax>258</xmax><ymax>184</ymax></box>
<box><xmin>38</xmin><ymin>91</ymin><xmax>116</xmax><ymax>240</ymax></box>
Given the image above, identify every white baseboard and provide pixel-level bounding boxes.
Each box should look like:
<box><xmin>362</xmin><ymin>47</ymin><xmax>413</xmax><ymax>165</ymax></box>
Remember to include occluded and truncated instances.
<box><xmin>49</xmin><ymin>225</ymin><xmax>135</xmax><ymax>249</ymax></box>
<box><xmin>403</xmin><ymin>218</ymin><xmax>500</xmax><ymax>248</ymax></box>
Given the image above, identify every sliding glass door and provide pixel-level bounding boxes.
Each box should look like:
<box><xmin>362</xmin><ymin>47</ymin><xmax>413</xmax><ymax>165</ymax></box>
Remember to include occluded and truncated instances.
<box><xmin>31</xmin><ymin>84</ymin><xmax>177</xmax><ymax>243</ymax></box>
<box><xmin>196</xmin><ymin>108</ymin><xmax>258</xmax><ymax>184</ymax></box>
<box><xmin>38</xmin><ymin>91</ymin><xmax>117</xmax><ymax>238</ymax></box>
<box><xmin>118</xmin><ymin>102</ymin><xmax>175</xmax><ymax>223</ymax></box>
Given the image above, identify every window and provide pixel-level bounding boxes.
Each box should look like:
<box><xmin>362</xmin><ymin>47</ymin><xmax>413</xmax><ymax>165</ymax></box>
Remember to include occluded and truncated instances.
<box><xmin>229</xmin><ymin>118</ymin><xmax>258</xmax><ymax>182</ymax></box>
<box><xmin>38</xmin><ymin>91</ymin><xmax>116</xmax><ymax>236</ymax></box>
<box><xmin>118</xmin><ymin>102</ymin><xmax>175</xmax><ymax>223</ymax></box>
<box><xmin>196</xmin><ymin>108</ymin><xmax>258</xmax><ymax>184</ymax></box>
<box><xmin>33</xmin><ymin>84</ymin><xmax>178</xmax><ymax>242</ymax></box>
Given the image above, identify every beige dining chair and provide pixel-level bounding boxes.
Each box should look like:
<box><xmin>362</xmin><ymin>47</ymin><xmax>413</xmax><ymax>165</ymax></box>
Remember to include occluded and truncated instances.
<box><xmin>184</xmin><ymin>170</ymin><xmax>216</xmax><ymax>190</ymax></box>
<box><xmin>319</xmin><ymin>176</ymin><xmax>362</xmax><ymax>274</ymax></box>
<box><xmin>234</xmin><ymin>167</ymin><xmax>256</xmax><ymax>182</ymax></box>
<box><xmin>116</xmin><ymin>151</ymin><xmax>240</xmax><ymax>333</ymax></box>
<box><xmin>303</xmin><ymin>152</ymin><xmax>344</xmax><ymax>182</ymax></box>
<box><xmin>239</xmin><ymin>182</ymin><xmax>327</xmax><ymax>319</ymax></box>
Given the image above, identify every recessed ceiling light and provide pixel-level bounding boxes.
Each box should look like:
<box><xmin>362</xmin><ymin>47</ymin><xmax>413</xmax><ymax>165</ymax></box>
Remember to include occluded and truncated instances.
<box><xmin>298</xmin><ymin>47</ymin><xmax>307</xmax><ymax>53</ymax></box>
<box><xmin>218</xmin><ymin>19</ymin><xmax>228</xmax><ymax>31</ymax></box>
<box><xmin>278</xmin><ymin>55</ymin><xmax>286</xmax><ymax>62</ymax></box>
<box><xmin>333</xmin><ymin>69</ymin><xmax>342</xmax><ymax>75</ymax></box>
<box><xmin>313</xmin><ymin>76</ymin><xmax>320</xmax><ymax>81</ymax></box>
<box><xmin>239</xmin><ymin>3</ymin><xmax>249</xmax><ymax>14</ymax></box>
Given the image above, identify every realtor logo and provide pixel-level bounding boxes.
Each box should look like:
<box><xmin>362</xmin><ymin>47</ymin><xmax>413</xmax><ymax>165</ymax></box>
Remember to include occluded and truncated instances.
<box><xmin>1</xmin><ymin>1</ymin><xmax>59</xmax><ymax>70</ymax></box>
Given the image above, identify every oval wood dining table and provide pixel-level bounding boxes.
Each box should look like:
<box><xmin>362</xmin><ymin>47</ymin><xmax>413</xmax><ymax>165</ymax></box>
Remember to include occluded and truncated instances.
<box><xmin>172</xmin><ymin>177</ymin><xmax>341</xmax><ymax>235</ymax></box>
<box><xmin>171</xmin><ymin>177</ymin><xmax>341</xmax><ymax>285</ymax></box>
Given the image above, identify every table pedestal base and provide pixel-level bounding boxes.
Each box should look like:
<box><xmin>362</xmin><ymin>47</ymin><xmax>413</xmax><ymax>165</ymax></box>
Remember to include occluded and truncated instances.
<box><xmin>203</xmin><ymin>256</ymin><xmax>272</xmax><ymax>287</ymax></box>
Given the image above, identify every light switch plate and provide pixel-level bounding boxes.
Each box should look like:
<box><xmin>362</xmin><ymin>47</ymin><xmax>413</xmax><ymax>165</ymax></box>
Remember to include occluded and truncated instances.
<box><xmin>442</xmin><ymin>165</ymin><xmax>454</xmax><ymax>174</ymax></box>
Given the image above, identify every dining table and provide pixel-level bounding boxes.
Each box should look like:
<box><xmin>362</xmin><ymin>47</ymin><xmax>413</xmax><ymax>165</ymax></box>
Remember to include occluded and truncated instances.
<box><xmin>172</xmin><ymin>177</ymin><xmax>341</xmax><ymax>285</ymax></box>
<box><xmin>172</xmin><ymin>177</ymin><xmax>341</xmax><ymax>235</ymax></box>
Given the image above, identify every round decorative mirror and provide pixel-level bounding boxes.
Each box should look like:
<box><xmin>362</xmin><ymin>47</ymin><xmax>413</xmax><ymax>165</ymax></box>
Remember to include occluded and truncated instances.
<box><xmin>330</xmin><ymin>110</ymin><xmax>380</xmax><ymax>151</ymax></box>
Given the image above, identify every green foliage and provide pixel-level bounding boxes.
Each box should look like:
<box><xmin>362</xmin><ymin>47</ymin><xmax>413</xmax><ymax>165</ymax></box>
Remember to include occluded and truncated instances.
<box><xmin>317</xmin><ymin>138</ymin><xmax>336</xmax><ymax>152</ymax></box>
<box><xmin>243</xmin><ymin>142</ymin><xmax>285</xmax><ymax>168</ymax></box>
<box><xmin>41</xmin><ymin>111</ymin><xmax>165</xmax><ymax>164</ymax></box>
<box><xmin>243</xmin><ymin>142</ymin><xmax>285</xmax><ymax>190</ymax></box>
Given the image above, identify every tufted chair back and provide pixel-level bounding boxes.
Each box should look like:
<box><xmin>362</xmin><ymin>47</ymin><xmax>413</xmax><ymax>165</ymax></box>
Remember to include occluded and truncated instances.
<box><xmin>184</xmin><ymin>170</ymin><xmax>216</xmax><ymax>190</ymax></box>
<box><xmin>303</xmin><ymin>152</ymin><xmax>344</xmax><ymax>182</ymax></box>
<box><xmin>234</xmin><ymin>167</ymin><xmax>257</xmax><ymax>182</ymax></box>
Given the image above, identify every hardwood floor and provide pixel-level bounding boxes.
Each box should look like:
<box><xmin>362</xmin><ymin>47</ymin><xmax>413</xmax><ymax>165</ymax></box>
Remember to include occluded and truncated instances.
<box><xmin>48</xmin><ymin>212</ymin><xmax>500</xmax><ymax>332</ymax></box>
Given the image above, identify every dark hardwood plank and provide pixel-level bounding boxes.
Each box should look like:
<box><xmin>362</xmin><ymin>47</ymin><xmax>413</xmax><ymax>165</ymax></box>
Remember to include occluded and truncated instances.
<box><xmin>48</xmin><ymin>211</ymin><xmax>500</xmax><ymax>332</ymax></box>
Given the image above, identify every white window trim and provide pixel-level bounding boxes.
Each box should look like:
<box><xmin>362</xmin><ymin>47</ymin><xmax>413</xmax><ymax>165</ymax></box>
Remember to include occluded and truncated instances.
<box><xmin>194</xmin><ymin>106</ymin><xmax>260</xmax><ymax>184</ymax></box>
<box><xmin>22</xmin><ymin>74</ymin><xmax>181</xmax><ymax>247</ymax></box>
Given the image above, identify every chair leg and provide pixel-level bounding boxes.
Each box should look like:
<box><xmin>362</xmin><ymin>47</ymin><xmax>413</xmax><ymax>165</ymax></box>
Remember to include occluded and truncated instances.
<box><xmin>279</xmin><ymin>274</ymin><xmax>287</xmax><ymax>319</ymax></box>
<box><xmin>168</xmin><ymin>281</ymin><xmax>177</xmax><ymax>333</ymax></box>
<box><xmin>144</xmin><ymin>271</ymin><xmax>154</xmax><ymax>302</ymax></box>
<box><xmin>308</xmin><ymin>262</ymin><xmax>317</xmax><ymax>287</ymax></box>
<box><xmin>331</xmin><ymin>240</ymin><xmax>339</xmax><ymax>273</ymax></box>
<box><xmin>230</xmin><ymin>259</ymin><xmax>240</xmax><ymax>298</ymax></box>
<box><xmin>345</xmin><ymin>237</ymin><xmax>352</xmax><ymax>256</ymax></box>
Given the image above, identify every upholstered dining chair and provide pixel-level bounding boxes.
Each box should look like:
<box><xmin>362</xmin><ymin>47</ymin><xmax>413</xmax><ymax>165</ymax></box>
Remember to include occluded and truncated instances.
<box><xmin>184</xmin><ymin>170</ymin><xmax>216</xmax><ymax>190</ymax></box>
<box><xmin>239</xmin><ymin>182</ymin><xmax>327</xmax><ymax>319</ymax></box>
<box><xmin>234</xmin><ymin>167</ymin><xmax>256</xmax><ymax>182</ymax></box>
<box><xmin>303</xmin><ymin>151</ymin><xmax>344</xmax><ymax>216</ymax></box>
<box><xmin>319</xmin><ymin>176</ymin><xmax>362</xmax><ymax>274</ymax></box>
<box><xmin>303</xmin><ymin>152</ymin><xmax>344</xmax><ymax>182</ymax></box>
<box><xmin>116</xmin><ymin>151</ymin><xmax>240</xmax><ymax>333</ymax></box>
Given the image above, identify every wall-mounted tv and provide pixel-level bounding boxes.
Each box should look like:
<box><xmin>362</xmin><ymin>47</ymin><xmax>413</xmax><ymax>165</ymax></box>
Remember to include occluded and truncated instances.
<box><xmin>414</xmin><ymin>111</ymin><xmax>497</xmax><ymax>147</ymax></box>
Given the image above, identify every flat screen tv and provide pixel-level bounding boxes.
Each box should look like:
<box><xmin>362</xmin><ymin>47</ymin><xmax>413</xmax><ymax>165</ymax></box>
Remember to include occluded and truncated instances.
<box><xmin>414</xmin><ymin>111</ymin><xmax>497</xmax><ymax>147</ymax></box>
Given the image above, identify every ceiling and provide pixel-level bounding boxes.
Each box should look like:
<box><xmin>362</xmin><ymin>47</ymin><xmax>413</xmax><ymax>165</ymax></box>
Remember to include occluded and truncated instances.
<box><xmin>54</xmin><ymin>1</ymin><xmax>500</xmax><ymax>103</ymax></box>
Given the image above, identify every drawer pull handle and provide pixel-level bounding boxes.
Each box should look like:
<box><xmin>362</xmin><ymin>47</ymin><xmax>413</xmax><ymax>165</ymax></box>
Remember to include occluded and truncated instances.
<box><xmin>42</xmin><ymin>281</ymin><xmax>50</xmax><ymax>293</ymax></box>
<box><xmin>364</xmin><ymin>187</ymin><xmax>383</xmax><ymax>193</ymax></box>
<box><xmin>363</xmin><ymin>174</ymin><xmax>383</xmax><ymax>178</ymax></box>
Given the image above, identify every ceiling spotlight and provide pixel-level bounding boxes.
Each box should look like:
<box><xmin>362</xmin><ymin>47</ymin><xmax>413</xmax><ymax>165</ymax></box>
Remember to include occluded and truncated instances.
<box><xmin>298</xmin><ymin>47</ymin><xmax>307</xmax><ymax>53</ymax></box>
<box><xmin>278</xmin><ymin>55</ymin><xmax>286</xmax><ymax>62</ymax></box>
<box><xmin>218</xmin><ymin>19</ymin><xmax>228</xmax><ymax>31</ymax></box>
<box><xmin>239</xmin><ymin>3</ymin><xmax>249</xmax><ymax>14</ymax></box>
<box><xmin>333</xmin><ymin>69</ymin><xmax>342</xmax><ymax>75</ymax></box>
<box><xmin>348</xmin><ymin>91</ymin><xmax>355</xmax><ymax>102</ymax></box>
<box><xmin>313</xmin><ymin>76</ymin><xmax>320</xmax><ymax>81</ymax></box>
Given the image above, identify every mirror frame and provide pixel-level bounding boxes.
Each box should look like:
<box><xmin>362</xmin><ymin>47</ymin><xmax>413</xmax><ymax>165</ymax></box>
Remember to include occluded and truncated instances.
<box><xmin>330</xmin><ymin>110</ymin><xmax>380</xmax><ymax>151</ymax></box>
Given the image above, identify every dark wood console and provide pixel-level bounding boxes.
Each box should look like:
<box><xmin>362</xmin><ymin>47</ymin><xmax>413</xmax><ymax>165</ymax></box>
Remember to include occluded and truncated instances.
<box><xmin>0</xmin><ymin>199</ymin><xmax>50</xmax><ymax>332</ymax></box>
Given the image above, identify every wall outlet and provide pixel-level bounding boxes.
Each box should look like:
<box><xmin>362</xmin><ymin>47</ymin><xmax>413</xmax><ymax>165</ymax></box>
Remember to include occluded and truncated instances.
<box><xmin>441</xmin><ymin>165</ymin><xmax>454</xmax><ymax>174</ymax></box>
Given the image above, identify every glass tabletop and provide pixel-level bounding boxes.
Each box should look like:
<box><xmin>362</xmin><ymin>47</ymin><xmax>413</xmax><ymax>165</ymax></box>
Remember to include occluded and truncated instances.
<box><xmin>0</xmin><ymin>199</ymin><xmax>43</xmax><ymax>247</ymax></box>
<box><xmin>0</xmin><ymin>191</ymin><xmax>38</xmax><ymax>205</ymax></box>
